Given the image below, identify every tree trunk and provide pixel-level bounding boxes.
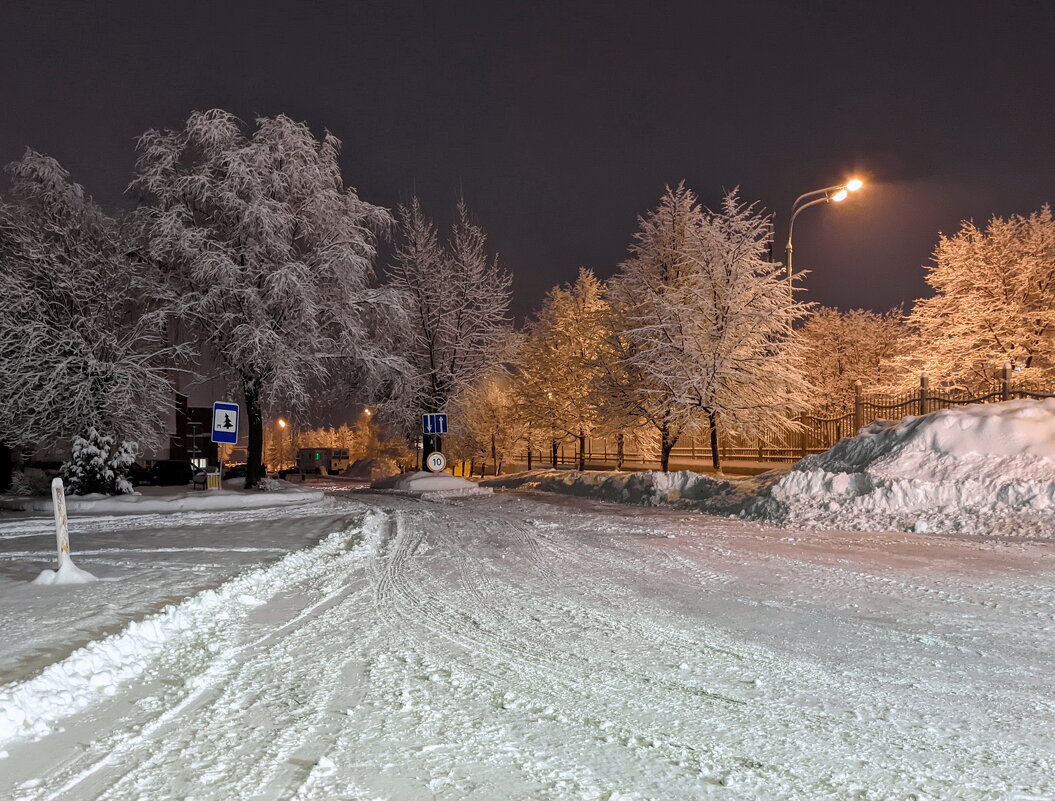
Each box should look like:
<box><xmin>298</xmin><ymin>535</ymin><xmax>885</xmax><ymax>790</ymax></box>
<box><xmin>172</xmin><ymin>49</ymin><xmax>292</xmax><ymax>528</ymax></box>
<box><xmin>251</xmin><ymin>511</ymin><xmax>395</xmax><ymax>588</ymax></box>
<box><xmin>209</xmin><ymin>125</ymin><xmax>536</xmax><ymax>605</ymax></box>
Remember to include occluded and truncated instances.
<box><xmin>709</xmin><ymin>411</ymin><xmax>721</xmax><ymax>471</ymax></box>
<box><xmin>577</xmin><ymin>430</ymin><xmax>586</xmax><ymax>471</ymax></box>
<box><xmin>0</xmin><ymin>443</ymin><xmax>11</xmax><ymax>492</ymax></box>
<box><xmin>243</xmin><ymin>377</ymin><xmax>264</xmax><ymax>489</ymax></box>
<box><xmin>491</xmin><ymin>432</ymin><xmax>497</xmax><ymax>475</ymax></box>
<box><xmin>616</xmin><ymin>433</ymin><xmax>625</xmax><ymax>470</ymax></box>
<box><xmin>551</xmin><ymin>439</ymin><xmax>558</xmax><ymax>468</ymax></box>
<box><xmin>527</xmin><ymin>447</ymin><xmax>533</xmax><ymax>470</ymax></box>
<box><xmin>660</xmin><ymin>422</ymin><xmax>675</xmax><ymax>473</ymax></box>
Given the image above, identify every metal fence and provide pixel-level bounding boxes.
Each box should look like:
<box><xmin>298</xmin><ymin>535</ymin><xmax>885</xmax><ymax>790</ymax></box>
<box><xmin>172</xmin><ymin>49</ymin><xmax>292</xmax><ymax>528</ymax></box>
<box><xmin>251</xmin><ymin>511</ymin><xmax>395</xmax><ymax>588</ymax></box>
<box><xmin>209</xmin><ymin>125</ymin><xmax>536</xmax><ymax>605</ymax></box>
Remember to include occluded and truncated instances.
<box><xmin>514</xmin><ymin>369</ymin><xmax>1055</xmax><ymax>469</ymax></box>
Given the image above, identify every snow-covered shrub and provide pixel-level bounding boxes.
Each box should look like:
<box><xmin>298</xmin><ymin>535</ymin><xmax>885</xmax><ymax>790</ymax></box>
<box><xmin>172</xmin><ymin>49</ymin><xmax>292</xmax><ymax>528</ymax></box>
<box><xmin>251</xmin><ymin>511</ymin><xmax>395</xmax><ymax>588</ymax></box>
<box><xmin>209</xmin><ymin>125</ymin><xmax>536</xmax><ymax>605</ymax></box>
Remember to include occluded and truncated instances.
<box><xmin>59</xmin><ymin>429</ymin><xmax>137</xmax><ymax>495</ymax></box>
<box><xmin>9</xmin><ymin>471</ymin><xmax>50</xmax><ymax>496</ymax></box>
<box><xmin>256</xmin><ymin>476</ymin><xmax>285</xmax><ymax>492</ymax></box>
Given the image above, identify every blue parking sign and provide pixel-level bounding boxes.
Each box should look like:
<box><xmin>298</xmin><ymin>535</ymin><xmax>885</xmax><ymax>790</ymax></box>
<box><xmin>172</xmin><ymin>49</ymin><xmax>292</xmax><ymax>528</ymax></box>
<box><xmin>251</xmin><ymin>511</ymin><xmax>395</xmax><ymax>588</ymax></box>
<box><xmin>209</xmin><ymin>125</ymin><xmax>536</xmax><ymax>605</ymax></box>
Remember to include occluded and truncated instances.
<box><xmin>211</xmin><ymin>401</ymin><xmax>240</xmax><ymax>444</ymax></box>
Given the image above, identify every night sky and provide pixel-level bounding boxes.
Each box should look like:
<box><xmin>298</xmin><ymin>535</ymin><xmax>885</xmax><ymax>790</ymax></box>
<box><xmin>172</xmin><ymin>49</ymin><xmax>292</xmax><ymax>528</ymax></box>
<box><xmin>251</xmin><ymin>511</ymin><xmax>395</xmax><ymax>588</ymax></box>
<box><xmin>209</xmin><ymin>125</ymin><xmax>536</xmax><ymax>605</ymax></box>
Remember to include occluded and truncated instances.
<box><xmin>2</xmin><ymin>1</ymin><xmax>1053</xmax><ymax>321</ymax></box>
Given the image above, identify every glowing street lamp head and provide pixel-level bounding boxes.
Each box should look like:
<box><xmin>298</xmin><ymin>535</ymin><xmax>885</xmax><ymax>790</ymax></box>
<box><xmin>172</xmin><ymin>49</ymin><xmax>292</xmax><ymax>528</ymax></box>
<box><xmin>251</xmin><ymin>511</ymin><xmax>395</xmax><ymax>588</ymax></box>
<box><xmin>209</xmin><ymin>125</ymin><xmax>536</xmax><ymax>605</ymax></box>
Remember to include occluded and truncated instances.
<box><xmin>831</xmin><ymin>188</ymin><xmax>849</xmax><ymax>203</ymax></box>
<box><xmin>363</xmin><ymin>407</ymin><xmax>372</xmax><ymax>416</ymax></box>
<box><xmin>277</xmin><ymin>418</ymin><xmax>288</xmax><ymax>429</ymax></box>
<box><xmin>845</xmin><ymin>178</ymin><xmax>863</xmax><ymax>192</ymax></box>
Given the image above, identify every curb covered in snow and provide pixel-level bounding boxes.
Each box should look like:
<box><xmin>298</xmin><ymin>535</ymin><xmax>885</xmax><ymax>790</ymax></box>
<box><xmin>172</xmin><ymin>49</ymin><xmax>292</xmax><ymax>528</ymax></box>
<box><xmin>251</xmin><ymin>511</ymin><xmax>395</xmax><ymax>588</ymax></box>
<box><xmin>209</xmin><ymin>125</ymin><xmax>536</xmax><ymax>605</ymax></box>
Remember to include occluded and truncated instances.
<box><xmin>369</xmin><ymin>470</ymin><xmax>493</xmax><ymax>498</ymax></box>
<box><xmin>482</xmin><ymin>468</ymin><xmax>755</xmax><ymax>513</ymax></box>
<box><xmin>0</xmin><ymin>486</ymin><xmax>326</xmax><ymax>516</ymax></box>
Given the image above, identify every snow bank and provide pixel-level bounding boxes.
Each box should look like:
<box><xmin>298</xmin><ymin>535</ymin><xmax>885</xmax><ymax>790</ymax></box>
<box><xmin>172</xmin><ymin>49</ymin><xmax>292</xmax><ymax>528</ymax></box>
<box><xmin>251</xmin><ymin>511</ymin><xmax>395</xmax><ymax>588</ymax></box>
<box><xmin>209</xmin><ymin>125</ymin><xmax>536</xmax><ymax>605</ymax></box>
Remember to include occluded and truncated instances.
<box><xmin>0</xmin><ymin>512</ymin><xmax>385</xmax><ymax>748</ymax></box>
<box><xmin>0</xmin><ymin>483</ymin><xmax>325</xmax><ymax>516</ymax></box>
<box><xmin>343</xmin><ymin>457</ymin><xmax>399</xmax><ymax>481</ymax></box>
<box><xmin>484</xmin><ymin>469</ymin><xmax>748</xmax><ymax>513</ymax></box>
<box><xmin>750</xmin><ymin>399</ymin><xmax>1055</xmax><ymax>536</ymax></box>
<box><xmin>370</xmin><ymin>470</ymin><xmax>492</xmax><ymax>497</ymax></box>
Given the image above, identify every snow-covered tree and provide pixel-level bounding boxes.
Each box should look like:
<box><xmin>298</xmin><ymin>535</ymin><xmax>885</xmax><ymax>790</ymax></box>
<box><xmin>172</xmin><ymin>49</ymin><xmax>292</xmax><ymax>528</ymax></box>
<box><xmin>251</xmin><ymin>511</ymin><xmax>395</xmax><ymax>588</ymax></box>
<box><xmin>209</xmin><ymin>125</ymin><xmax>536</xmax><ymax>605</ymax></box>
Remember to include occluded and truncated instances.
<box><xmin>610</xmin><ymin>184</ymin><xmax>810</xmax><ymax>471</ymax></box>
<box><xmin>514</xmin><ymin>269</ymin><xmax>608</xmax><ymax>470</ymax></box>
<box><xmin>899</xmin><ymin>207</ymin><xmax>1055</xmax><ymax>390</ymax></box>
<box><xmin>0</xmin><ymin>151</ymin><xmax>176</xmax><ymax>452</ymax></box>
<box><xmin>451</xmin><ymin>369</ymin><xmax>527</xmax><ymax>474</ymax></box>
<box><xmin>797</xmin><ymin>307</ymin><xmax>907</xmax><ymax>412</ymax></box>
<box><xmin>59</xmin><ymin>428</ymin><xmax>137</xmax><ymax>496</ymax></box>
<box><xmin>131</xmin><ymin>110</ymin><xmax>401</xmax><ymax>487</ymax></box>
<box><xmin>386</xmin><ymin>197</ymin><xmax>512</xmax><ymax>433</ymax></box>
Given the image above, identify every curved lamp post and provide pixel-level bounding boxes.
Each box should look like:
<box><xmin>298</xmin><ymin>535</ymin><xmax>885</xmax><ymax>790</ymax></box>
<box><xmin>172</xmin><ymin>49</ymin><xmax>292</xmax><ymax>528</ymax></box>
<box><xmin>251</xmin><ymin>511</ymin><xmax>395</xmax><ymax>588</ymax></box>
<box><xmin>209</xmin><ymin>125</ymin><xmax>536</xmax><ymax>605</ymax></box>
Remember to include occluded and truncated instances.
<box><xmin>785</xmin><ymin>178</ymin><xmax>863</xmax><ymax>289</ymax></box>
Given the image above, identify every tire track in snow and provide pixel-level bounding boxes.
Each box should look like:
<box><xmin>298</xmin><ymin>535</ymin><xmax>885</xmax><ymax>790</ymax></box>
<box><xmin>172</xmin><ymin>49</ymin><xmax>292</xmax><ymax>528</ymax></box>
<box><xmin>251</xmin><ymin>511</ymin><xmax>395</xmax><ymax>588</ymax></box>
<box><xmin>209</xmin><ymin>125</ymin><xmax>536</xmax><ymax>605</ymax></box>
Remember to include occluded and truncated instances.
<box><xmin>2</xmin><ymin>513</ymin><xmax>387</xmax><ymax>801</ymax></box>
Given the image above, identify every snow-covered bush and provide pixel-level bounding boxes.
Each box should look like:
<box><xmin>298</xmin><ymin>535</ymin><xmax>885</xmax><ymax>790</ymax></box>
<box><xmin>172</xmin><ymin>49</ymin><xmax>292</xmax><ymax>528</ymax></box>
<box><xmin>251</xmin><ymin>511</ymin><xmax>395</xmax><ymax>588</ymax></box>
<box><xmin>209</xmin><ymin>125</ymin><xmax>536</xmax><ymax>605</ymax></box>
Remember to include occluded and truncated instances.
<box><xmin>256</xmin><ymin>476</ymin><xmax>285</xmax><ymax>492</ymax></box>
<box><xmin>59</xmin><ymin>429</ymin><xmax>137</xmax><ymax>495</ymax></box>
<box><xmin>9</xmin><ymin>471</ymin><xmax>50</xmax><ymax>496</ymax></box>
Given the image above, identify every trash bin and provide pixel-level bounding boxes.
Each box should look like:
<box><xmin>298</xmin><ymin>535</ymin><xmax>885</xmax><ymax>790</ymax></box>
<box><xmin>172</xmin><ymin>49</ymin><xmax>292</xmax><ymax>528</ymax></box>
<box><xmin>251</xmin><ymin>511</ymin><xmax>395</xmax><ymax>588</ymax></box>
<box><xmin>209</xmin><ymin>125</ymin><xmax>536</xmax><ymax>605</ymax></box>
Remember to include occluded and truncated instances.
<box><xmin>206</xmin><ymin>470</ymin><xmax>221</xmax><ymax>490</ymax></box>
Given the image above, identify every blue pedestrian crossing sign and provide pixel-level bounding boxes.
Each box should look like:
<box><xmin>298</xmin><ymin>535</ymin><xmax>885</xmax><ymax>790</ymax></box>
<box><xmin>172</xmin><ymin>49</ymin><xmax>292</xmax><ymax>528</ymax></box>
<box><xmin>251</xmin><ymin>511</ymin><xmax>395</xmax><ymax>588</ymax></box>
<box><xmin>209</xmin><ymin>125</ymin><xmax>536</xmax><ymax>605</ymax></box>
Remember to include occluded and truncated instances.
<box><xmin>422</xmin><ymin>413</ymin><xmax>448</xmax><ymax>435</ymax></box>
<box><xmin>211</xmin><ymin>401</ymin><xmax>240</xmax><ymax>444</ymax></box>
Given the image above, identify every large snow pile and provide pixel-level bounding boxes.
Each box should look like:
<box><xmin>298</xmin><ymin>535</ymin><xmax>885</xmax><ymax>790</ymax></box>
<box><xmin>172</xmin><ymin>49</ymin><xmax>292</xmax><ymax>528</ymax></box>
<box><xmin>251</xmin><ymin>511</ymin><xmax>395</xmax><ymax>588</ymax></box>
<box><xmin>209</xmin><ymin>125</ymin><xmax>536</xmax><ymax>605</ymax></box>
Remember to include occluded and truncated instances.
<box><xmin>750</xmin><ymin>399</ymin><xmax>1055</xmax><ymax>536</ymax></box>
<box><xmin>370</xmin><ymin>471</ymin><xmax>491</xmax><ymax>497</ymax></box>
<box><xmin>484</xmin><ymin>469</ymin><xmax>749</xmax><ymax>513</ymax></box>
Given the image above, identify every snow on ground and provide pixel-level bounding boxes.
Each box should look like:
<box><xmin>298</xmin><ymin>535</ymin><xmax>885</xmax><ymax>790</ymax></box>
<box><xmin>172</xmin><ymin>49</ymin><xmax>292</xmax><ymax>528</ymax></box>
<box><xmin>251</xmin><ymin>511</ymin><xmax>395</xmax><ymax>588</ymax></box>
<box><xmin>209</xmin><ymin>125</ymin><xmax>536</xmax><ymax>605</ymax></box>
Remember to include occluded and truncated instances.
<box><xmin>0</xmin><ymin>480</ymin><xmax>325</xmax><ymax>515</ymax></box>
<box><xmin>0</xmin><ymin>487</ymin><xmax>1052</xmax><ymax>799</ymax></box>
<box><xmin>0</xmin><ymin>500</ymin><xmax>363</xmax><ymax>684</ymax></box>
<box><xmin>489</xmin><ymin>400</ymin><xmax>1055</xmax><ymax>538</ymax></box>
<box><xmin>751</xmin><ymin>398</ymin><xmax>1055</xmax><ymax>537</ymax></box>
<box><xmin>31</xmin><ymin>554</ymin><xmax>98</xmax><ymax>586</ymax></box>
<box><xmin>372</xmin><ymin>470</ymin><xmax>492</xmax><ymax>497</ymax></box>
<box><xmin>484</xmin><ymin>468</ymin><xmax>757</xmax><ymax>514</ymax></box>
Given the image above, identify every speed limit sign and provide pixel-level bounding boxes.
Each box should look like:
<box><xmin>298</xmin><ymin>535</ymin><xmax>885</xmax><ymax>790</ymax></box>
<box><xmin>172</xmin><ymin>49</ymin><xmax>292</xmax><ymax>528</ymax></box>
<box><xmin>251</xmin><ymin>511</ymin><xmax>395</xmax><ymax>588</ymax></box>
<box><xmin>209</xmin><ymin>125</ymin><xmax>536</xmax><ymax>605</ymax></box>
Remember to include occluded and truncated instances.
<box><xmin>425</xmin><ymin>451</ymin><xmax>447</xmax><ymax>473</ymax></box>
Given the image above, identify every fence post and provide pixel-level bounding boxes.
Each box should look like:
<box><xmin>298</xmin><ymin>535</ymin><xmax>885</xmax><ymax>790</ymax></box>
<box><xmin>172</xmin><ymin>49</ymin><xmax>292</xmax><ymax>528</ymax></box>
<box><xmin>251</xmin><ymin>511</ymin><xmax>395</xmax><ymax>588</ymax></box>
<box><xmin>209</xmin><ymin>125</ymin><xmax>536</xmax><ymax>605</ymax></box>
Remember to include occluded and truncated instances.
<box><xmin>918</xmin><ymin>372</ymin><xmax>929</xmax><ymax>415</ymax></box>
<box><xmin>1002</xmin><ymin>362</ymin><xmax>1012</xmax><ymax>401</ymax></box>
<box><xmin>798</xmin><ymin>414</ymin><xmax>808</xmax><ymax>458</ymax></box>
<box><xmin>853</xmin><ymin>380</ymin><xmax>864</xmax><ymax>433</ymax></box>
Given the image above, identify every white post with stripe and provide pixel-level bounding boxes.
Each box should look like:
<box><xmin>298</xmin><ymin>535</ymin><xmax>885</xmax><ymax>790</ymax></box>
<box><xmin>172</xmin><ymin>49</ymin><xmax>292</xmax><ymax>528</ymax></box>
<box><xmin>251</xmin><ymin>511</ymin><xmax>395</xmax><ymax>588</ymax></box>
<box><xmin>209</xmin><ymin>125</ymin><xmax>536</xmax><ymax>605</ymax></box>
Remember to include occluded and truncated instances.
<box><xmin>51</xmin><ymin>477</ymin><xmax>71</xmax><ymax>567</ymax></box>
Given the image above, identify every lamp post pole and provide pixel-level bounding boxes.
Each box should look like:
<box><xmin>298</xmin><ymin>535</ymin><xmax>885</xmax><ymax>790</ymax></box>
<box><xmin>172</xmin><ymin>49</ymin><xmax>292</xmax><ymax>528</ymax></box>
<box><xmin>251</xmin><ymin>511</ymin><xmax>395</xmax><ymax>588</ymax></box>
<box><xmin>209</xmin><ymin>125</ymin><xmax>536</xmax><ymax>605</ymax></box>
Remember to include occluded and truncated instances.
<box><xmin>785</xmin><ymin>178</ymin><xmax>863</xmax><ymax>291</ymax></box>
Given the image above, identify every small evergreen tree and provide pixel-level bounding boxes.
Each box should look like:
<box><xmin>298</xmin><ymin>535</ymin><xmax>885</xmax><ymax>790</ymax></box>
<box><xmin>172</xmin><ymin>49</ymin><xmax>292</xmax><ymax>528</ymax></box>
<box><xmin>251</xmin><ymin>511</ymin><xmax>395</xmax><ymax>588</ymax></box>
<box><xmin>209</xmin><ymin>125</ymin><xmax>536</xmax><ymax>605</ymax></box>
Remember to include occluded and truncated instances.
<box><xmin>59</xmin><ymin>428</ymin><xmax>137</xmax><ymax>495</ymax></box>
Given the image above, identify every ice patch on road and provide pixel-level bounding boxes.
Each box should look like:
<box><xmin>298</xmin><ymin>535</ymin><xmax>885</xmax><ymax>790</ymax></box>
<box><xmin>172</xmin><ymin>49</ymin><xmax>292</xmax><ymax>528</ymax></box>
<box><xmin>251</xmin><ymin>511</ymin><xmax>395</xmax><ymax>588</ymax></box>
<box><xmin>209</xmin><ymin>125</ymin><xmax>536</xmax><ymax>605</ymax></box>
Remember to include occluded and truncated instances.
<box><xmin>0</xmin><ymin>511</ymin><xmax>385</xmax><ymax>748</ymax></box>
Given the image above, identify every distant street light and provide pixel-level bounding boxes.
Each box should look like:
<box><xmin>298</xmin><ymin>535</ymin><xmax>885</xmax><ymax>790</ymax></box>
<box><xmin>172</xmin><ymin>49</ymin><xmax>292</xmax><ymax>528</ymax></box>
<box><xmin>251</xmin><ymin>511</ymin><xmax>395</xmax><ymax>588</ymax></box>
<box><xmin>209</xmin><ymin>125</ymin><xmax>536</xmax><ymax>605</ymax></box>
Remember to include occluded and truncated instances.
<box><xmin>276</xmin><ymin>417</ymin><xmax>294</xmax><ymax>470</ymax></box>
<box><xmin>785</xmin><ymin>178</ymin><xmax>864</xmax><ymax>290</ymax></box>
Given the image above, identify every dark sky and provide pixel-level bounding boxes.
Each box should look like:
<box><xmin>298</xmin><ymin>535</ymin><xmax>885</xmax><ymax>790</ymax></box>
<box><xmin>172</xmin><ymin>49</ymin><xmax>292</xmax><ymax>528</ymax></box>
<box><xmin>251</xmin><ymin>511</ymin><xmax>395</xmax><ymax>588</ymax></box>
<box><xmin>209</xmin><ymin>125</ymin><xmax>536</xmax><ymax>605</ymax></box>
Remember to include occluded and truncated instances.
<box><xmin>2</xmin><ymin>0</ymin><xmax>1053</xmax><ymax>321</ymax></box>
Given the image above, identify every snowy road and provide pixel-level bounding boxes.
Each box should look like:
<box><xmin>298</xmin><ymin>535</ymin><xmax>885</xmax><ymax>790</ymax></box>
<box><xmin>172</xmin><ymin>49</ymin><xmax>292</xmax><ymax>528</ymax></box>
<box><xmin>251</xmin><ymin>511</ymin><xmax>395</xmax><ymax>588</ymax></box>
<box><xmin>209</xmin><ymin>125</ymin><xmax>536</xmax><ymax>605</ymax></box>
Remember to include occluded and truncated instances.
<box><xmin>1</xmin><ymin>490</ymin><xmax>1053</xmax><ymax>800</ymax></box>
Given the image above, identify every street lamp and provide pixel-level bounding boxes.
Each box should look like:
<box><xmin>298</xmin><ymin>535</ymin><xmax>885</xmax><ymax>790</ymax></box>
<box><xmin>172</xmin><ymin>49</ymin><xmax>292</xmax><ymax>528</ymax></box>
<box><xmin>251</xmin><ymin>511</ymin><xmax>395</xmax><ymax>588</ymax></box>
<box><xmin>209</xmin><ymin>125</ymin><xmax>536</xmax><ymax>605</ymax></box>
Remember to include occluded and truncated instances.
<box><xmin>276</xmin><ymin>418</ymin><xmax>294</xmax><ymax>469</ymax></box>
<box><xmin>785</xmin><ymin>178</ymin><xmax>864</xmax><ymax>289</ymax></box>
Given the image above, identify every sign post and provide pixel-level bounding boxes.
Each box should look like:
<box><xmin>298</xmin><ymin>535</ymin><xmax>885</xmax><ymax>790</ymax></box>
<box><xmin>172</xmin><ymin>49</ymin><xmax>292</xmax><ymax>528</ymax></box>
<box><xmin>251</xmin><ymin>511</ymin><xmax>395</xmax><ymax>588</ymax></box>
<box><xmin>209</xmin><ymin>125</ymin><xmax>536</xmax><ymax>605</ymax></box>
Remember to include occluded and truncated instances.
<box><xmin>211</xmin><ymin>401</ymin><xmax>240</xmax><ymax>480</ymax></box>
<box><xmin>421</xmin><ymin>413</ymin><xmax>448</xmax><ymax>469</ymax></box>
